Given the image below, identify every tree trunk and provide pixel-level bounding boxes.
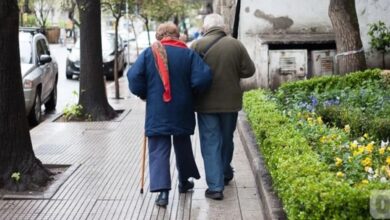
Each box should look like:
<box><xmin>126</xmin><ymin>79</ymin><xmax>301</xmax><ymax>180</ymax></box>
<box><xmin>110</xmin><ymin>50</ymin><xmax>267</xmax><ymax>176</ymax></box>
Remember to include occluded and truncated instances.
<box><xmin>329</xmin><ymin>0</ymin><xmax>366</xmax><ymax>74</ymax></box>
<box><xmin>114</xmin><ymin>16</ymin><xmax>120</xmax><ymax>99</ymax></box>
<box><xmin>76</xmin><ymin>0</ymin><xmax>117</xmax><ymax>121</ymax></box>
<box><xmin>0</xmin><ymin>0</ymin><xmax>51</xmax><ymax>191</ymax></box>
<box><xmin>144</xmin><ymin>17</ymin><xmax>151</xmax><ymax>45</ymax></box>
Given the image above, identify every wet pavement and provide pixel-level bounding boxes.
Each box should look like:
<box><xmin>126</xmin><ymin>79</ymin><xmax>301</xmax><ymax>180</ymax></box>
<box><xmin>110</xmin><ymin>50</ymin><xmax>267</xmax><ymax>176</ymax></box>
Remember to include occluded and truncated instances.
<box><xmin>0</xmin><ymin>77</ymin><xmax>264</xmax><ymax>220</ymax></box>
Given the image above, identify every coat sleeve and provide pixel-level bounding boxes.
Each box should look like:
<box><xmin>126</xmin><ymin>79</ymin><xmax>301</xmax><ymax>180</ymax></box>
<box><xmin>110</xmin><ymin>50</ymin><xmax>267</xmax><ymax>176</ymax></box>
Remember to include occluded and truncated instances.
<box><xmin>238</xmin><ymin>41</ymin><xmax>256</xmax><ymax>79</ymax></box>
<box><xmin>127</xmin><ymin>51</ymin><xmax>147</xmax><ymax>99</ymax></box>
<box><xmin>190</xmin><ymin>51</ymin><xmax>212</xmax><ymax>95</ymax></box>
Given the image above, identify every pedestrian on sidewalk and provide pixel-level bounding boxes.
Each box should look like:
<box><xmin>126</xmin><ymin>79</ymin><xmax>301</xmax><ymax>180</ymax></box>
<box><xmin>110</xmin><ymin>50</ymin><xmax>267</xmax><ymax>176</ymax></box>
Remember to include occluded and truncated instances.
<box><xmin>127</xmin><ymin>22</ymin><xmax>212</xmax><ymax>207</ymax></box>
<box><xmin>191</xmin><ymin>13</ymin><xmax>256</xmax><ymax>200</ymax></box>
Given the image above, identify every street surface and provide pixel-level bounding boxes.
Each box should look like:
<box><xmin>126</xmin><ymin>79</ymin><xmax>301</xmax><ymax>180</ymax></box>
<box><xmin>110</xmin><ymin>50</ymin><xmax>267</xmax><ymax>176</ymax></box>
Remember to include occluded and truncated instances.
<box><xmin>37</xmin><ymin>44</ymin><xmax>130</xmax><ymax>126</ymax></box>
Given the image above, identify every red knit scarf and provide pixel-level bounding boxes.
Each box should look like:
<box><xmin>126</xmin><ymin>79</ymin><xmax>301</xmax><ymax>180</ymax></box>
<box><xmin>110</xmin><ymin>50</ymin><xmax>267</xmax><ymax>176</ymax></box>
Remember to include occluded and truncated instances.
<box><xmin>151</xmin><ymin>37</ymin><xmax>187</xmax><ymax>102</ymax></box>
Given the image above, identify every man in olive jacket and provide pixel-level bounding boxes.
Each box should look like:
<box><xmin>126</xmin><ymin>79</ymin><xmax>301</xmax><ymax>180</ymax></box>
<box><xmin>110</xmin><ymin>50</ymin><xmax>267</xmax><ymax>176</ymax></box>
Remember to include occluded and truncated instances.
<box><xmin>191</xmin><ymin>13</ymin><xmax>255</xmax><ymax>200</ymax></box>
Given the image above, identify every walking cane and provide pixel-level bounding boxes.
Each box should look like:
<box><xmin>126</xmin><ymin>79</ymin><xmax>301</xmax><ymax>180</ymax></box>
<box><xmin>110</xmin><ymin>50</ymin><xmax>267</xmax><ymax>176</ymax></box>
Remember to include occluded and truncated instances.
<box><xmin>140</xmin><ymin>135</ymin><xmax>147</xmax><ymax>194</ymax></box>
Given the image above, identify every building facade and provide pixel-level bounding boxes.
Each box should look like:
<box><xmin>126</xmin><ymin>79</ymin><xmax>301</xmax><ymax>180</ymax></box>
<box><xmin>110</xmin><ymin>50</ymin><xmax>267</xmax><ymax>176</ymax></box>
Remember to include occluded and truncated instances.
<box><xmin>215</xmin><ymin>0</ymin><xmax>390</xmax><ymax>89</ymax></box>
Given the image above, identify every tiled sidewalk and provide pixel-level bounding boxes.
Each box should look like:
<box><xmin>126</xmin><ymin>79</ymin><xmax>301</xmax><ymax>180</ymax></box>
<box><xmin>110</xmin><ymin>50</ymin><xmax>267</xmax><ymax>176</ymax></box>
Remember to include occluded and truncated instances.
<box><xmin>0</xmin><ymin>78</ymin><xmax>264</xmax><ymax>220</ymax></box>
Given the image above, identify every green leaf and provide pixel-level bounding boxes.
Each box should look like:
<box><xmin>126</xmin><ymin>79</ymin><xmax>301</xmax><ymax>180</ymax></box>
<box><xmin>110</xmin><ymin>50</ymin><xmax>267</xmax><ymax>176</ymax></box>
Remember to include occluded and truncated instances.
<box><xmin>11</xmin><ymin>172</ymin><xmax>21</xmax><ymax>182</ymax></box>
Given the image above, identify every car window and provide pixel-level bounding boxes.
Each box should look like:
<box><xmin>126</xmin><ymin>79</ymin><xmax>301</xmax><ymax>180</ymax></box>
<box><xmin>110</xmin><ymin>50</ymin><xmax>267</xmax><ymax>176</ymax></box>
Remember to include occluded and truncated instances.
<box><xmin>20</xmin><ymin>40</ymin><xmax>32</xmax><ymax>64</ymax></box>
<box><xmin>36</xmin><ymin>39</ymin><xmax>45</xmax><ymax>59</ymax></box>
<box><xmin>39</xmin><ymin>39</ymin><xmax>50</xmax><ymax>55</ymax></box>
<box><xmin>73</xmin><ymin>34</ymin><xmax>121</xmax><ymax>52</ymax></box>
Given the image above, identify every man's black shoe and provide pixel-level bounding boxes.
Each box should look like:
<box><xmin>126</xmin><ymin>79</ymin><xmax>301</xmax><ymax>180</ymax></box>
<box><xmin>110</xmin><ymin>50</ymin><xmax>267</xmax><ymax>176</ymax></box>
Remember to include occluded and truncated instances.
<box><xmin>178</xmin><ymin>180</ymin><xmax>194</xmax><ymax>193</ymax></box>
<box><xmin>224</xmin><ymin>176</ymin><xmax>233</xmax><ymax>185</ymax></box>
<box><xmin>205</xmin><ymin>189</ymin><xmax>224</xmax><ymax>200</ymax></box>
<box><xmin>155</xmin><ymin>191</ymin><xmax>169</xmax><ymax>207</ymax></box>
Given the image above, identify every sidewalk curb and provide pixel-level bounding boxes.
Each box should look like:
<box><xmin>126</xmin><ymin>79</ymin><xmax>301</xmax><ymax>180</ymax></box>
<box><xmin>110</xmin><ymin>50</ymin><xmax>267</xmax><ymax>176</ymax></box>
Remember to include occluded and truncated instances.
<box><xmin>237</xmin><ymin>111</ymin><xmax>287</xmax><ymax>220</ymax></box>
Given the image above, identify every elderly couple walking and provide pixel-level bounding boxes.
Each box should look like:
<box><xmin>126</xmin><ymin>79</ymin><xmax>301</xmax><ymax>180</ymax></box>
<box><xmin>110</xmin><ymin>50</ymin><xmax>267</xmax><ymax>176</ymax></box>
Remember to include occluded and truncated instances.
<box><xmin>127</xmin><ymin>13</ymin><xmax>255</xmax><ymax>207</ymax></box>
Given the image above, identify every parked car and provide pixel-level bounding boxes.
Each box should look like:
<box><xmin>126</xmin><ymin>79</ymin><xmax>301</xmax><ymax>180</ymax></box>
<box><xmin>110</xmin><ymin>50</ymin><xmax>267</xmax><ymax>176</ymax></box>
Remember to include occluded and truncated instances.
<box><xmin>128</xmin><ymin>31</ymin><xmax>156</xmax><ymax>64</ymax></box>
<box><xmin>19</xmin><ymin>28</ymin><xmax>58</xmax><ymax>126</ymax></box>
<box><xmin>66</xmin><ymin>33</ymin><xmax>126</xmax><ymax>80</ymax></box>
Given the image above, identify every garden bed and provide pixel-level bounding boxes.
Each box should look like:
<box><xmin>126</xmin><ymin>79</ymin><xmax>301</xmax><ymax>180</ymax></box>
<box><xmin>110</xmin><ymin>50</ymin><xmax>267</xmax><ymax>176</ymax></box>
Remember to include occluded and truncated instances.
<box><xmin>243</xmin><ymin>69</ymin><xmax>390</xmax><ymax>219</ymax></box>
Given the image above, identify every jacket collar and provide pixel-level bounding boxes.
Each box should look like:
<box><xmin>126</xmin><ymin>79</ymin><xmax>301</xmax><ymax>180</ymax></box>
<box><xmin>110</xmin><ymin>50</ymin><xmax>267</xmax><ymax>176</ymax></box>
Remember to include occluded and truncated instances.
<box><xmin>203</xmin><ymin>27</ymin><xmax>226</xmax><ymax>37</ymax></box>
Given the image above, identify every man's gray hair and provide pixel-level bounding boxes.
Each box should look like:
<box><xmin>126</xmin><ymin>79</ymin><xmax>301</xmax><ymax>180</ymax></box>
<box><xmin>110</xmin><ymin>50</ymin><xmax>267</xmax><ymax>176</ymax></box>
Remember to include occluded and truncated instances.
<box><xmin>203</xmin><ymin>13</ymin><xmax>225</xmax><ymax>32</ymax></box>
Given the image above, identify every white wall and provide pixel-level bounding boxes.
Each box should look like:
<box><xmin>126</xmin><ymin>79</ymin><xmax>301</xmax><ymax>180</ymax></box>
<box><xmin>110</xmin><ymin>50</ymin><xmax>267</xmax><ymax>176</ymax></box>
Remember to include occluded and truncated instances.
<box><xmin>234</xmin><ymin>0</ymin><xmax>390</xmax><ymax>88</ymax></box>
<box><xmin>356</xmin><ymin>0</ymin><xmax>390</xmax><ymax>69</ymax></box>
<box><xmin>239</xmin><ymin>0</ymin><xmax>332</xmax><ymax>37</ymax></box>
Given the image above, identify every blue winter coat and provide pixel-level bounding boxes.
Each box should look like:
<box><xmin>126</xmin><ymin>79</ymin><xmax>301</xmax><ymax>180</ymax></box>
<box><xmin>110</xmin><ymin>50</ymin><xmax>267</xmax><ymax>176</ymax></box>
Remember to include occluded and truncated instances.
<box><xmin>127</xmin><ymin>45</ymin><xmax>212</xmax><ymax>136</ymax></box>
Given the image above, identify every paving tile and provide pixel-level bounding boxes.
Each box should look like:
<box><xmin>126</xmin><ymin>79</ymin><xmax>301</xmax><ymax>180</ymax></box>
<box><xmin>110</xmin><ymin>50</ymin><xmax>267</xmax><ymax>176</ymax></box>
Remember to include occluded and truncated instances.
<box><xmin>237</xmin><ymin>187</ymin><xmax>260</xmax><ymax>199</ymax></box>
<box><xmin>242</xmin><ymin>210</ymin><xmax>264</xmax><ymax>220</ymax></box>
<box><xmin>190</xmin><ymin>199</ymin><xmax>242</xmax><ymax>220</ymax></box>
<box><xmin>0</xmin><ymin>77</ymin><xmax>265</xmax><ymax>220</ymax></box>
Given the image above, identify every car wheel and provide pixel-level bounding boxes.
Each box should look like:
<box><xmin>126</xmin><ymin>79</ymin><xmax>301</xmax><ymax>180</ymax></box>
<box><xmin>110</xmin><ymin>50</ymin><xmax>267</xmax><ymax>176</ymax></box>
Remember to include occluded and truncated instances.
<box><xmin>28</xmin><ymin>91</ymin><xmax>42</xmax><ymax>126</ymax></box>
<box><xmin>106</xmin><ymin>73</ymin><xmax>114</xmax><ymax>81</ymax></box>
<box><xmin>118</xmin><ymin>67</ymin><xmax>124</xmax><ymax>77</ymax></box>
<box><xmin>66</xmin><ymin>72</ymin><xmax>73</xmax><ymax>79</ymax></box>
<box><xmin>45</xmin><ymin>80</ymin><xmax>57</xmax><ymax>111</ymax></box>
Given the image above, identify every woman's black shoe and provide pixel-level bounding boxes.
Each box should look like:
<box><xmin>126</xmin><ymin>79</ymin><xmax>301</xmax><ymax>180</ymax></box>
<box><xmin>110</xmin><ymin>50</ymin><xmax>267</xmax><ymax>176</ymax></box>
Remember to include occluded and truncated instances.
<box><xmin>178</xmin><ymin>180</ymin><xmax>194</xmax><ymax>193</ymax></box>
<box><xmin>155</xmin><ymin>191</ymin><xmax>169</xmax><ymax>207</ymax></box>
<box><xmin>205</xmin><ymin>189</ymin><xmax>224</xmax><ymax>200</ymax></box>
<box><xmin>224</xmin><ymin>176</ymin><xmax>233</xmax><ymax>185</ymax></box>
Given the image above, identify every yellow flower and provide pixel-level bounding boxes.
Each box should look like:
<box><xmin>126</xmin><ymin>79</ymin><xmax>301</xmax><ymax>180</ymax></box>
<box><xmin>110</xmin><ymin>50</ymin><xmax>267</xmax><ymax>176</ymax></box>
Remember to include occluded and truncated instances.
<box><xmin>386</xmin><ymin>157</ymin><xmax>390</xmax><ymax>166</ymax></box>
<box><xmin>364</xmin><ymin>133</ymin><xmax>369</xmax><ymax>139</ymax></box>
<box><xmin>335</xmin><ymin>157</ymin><xmax>343</xmax><ymax>167</ymax></box>
<box><xmin>362</xmin><ymin>179</ymin><xmax>369</xmax><ymax>184</ymax></box>
<box><xmin>320</xmin><ymin>136</ymin><xmax>327</xmax><ymax>143</ymax></box>
<box><xmin>344</xmin><ymin>124</ymin><xmax>351</xmax><ymax>133</ymax></box>
<box><xmin>307</xmin><ymin>117</ymin><xmax>314</xmax><ymax>125</ymax></box>
<box><xmin>353</xmin><ymin>146</ymin><xmax>365</xmax><ymax>156</ymax></box>
<box><xmin>317</xmin><ymin>116</ymin><xmax>323</xmax><ymax>125</ymax></box>
<box><xmin>386</xmin><ymin>167</ymin><xmax>390</xmax><ymax>177</ymax></box>
<box><xmin>361</xmin><ymin>157</ymin><xmax>372</xmax><ymax>167</ymax></box>
<box><xmin>379</xmin><ymin>148</ymin><xmax>385</xmax><ymax>155</ymax></box>
<box><xmin>365</xmin><ymin>142</ymin><xmax>374</xmax><ymax>154</ymax></box>
<box><xmin>350</xmin><ymin>141</ymin><xmax>358</xmax><ymax>150</ymax></box>
<box><xmin>336</xmin><ymin>172</ymin><xmax>344</xmax><ymax>178</ymax></box>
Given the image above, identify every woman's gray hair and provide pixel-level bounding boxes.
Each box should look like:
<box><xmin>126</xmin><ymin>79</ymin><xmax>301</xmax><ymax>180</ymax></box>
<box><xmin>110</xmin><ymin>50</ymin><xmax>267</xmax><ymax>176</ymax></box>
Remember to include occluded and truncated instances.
<box><xmin>156</xmin><ymin>22</ymin><xmax>180</xmax><ymax>40</ymax></box>
<box><xmin>203</xmin><ymin>13</ymin><xmax>225</xmax><ymax>32</ymax></box>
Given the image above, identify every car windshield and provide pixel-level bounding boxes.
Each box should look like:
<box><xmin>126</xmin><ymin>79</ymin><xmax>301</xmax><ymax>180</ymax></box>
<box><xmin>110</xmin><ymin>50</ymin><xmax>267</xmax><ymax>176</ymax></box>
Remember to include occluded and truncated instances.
<box><xmin>19</xmin><ymin>34</ymin><xmax>32</xmax><ymax>64</ymax></box>
<box><xmin>74</xmin><ymin>36</ymin><xmax>115</xmax><ymax>52</ymax></box>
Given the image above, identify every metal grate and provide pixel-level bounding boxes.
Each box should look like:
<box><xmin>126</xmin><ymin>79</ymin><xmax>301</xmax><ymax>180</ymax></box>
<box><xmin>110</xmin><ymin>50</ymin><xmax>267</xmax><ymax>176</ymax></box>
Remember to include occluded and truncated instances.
<box><xmin>279</xmin><ymin>57</ymin><xmax>296</xmax><ymax>75</ymax></box>
<box><xmin>320</xmin><ymin>57</ymin><xmax>333</xmax><ymax>73</ymax></box>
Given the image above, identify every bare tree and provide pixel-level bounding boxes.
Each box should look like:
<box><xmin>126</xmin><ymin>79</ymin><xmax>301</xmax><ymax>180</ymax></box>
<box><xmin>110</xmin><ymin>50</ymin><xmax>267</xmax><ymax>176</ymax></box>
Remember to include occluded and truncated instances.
<box><xmin>0</xmin><ymin>0</ymin><xmax>52</xmax><ymax>191</ymax></box>
<box><xmin>34</xmin><ymin>0</ymin><xmax>55</xmax><ymax>31</ymax></box>
<box><xmin>102</xmin><ymin>0</ymin><xmax>126</xmax><ymax>99</ymax></box>
<box><xmin>329</xmin><ymin>0</ymin><xmax>367</xmax><ymax>74</ymax></box>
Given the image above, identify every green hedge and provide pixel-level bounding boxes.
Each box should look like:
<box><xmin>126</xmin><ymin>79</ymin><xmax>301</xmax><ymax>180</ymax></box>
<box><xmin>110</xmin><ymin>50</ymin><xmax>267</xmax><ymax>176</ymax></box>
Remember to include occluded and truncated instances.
<box><xmin>243</xmin><ymin>90</ymin><xmax>389</xmax><ymax>219</ymax></box>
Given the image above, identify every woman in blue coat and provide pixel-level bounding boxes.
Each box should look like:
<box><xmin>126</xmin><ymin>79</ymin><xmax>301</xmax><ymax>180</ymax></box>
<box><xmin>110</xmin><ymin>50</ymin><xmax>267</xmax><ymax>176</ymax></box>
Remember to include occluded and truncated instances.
<box><xmin>127</xmin><ymin>22</ymin><xmax>212</xmax><ymax>207</ymax></box>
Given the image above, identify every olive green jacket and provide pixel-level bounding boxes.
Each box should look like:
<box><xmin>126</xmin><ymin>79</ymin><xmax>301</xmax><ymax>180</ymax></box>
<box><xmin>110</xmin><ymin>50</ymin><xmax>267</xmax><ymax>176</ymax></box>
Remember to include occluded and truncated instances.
<box><xmin>191</xmin><ymin>27</ymin><xmax>256</xmax><ymax>113</ymax></box>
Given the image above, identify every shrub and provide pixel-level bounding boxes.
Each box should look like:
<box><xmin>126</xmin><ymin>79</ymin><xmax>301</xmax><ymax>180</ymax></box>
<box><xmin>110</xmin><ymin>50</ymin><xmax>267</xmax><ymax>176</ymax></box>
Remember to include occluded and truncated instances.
<box><xmin>243</xmin><ymin>90</ymin><xmax>389</xmax><ymax>219</ymax></box>
<box><xmin>276</xmin><ymin>69</ymin><xmax>390</xmax><ymax>140</ymax></box>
